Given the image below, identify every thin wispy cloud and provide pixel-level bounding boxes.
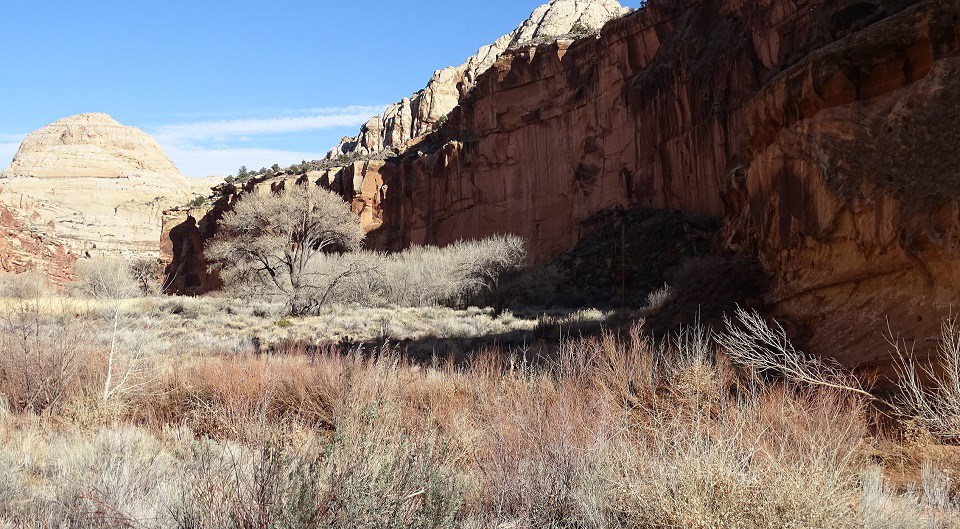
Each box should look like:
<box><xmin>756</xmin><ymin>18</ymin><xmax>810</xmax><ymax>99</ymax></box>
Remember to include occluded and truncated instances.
<box><xmin>153</xmin><ymin>105</ymin><xmax>386</xmax><ymax>145</ymax></box>
<box><xmin>0</xmin><ymin>133</ymin><xmax>27</xmax><ymax>143</ymax></box>
<box><xmin>0</xmin><ymin>142</ymin><xmax>21</xmax><ymax>169</ymax></box>
<box><xmin>149</xmin><ymin>105</ymin><xmax>387</xmax><ymax>177</ymax></box>
<box><xmin>0</xmin><ymin>105</ymin><xmax>387</xmax><ymax>177</ymax></box>
<box><xmin>0</xmin><ymin>133</ymin><xmax>26</xmax><ymax>169</ymax></box>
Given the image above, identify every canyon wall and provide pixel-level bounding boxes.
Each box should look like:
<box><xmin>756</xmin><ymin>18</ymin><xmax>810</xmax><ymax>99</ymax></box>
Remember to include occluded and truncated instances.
<box><xmin>727</xmin><ymin>1</ymin><xmax>960</xmax><ymax>366</ymax></box>
<box><xmin>0</xmin><ymin>192</ymin><xmax>74</xmax><ymax>284</ymax></box>
<box><xmin>370</xmin><ymin>0</ymin><xmax>960</xmax><ymax>366</ymax></box>
<box><xmin>164</xmin><ymin>0</ymin><xmax>960</xmax><ymax>367</ymax></box>
<box><xmin>325</xmin><ymin>0</ymin><xmax>628</xmax><ymax>160</ymax></box>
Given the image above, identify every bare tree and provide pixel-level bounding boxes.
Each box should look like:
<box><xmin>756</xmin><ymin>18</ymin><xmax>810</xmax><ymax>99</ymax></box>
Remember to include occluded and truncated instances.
<box><xmin>128</xmin><ymin>258</ymin><xmax>161</xmax><ymax>296</ymax></box>
<box><xmin>892</xmin><ymin>317</ymin><xmax>960</xmax><ymax>442</ymax></box>
<box><xmin>205</xmin><ymin>185</ymin><xmax>365</xmax><ymax>315</ymax></box>
<box><xmin>74</xmin><ymin>259</ymin><xmax>154</xmax><ymax>406</ymax></box>
<box><xmin>457</xmin><ymin>234</ymin><xmax>526</xmax><ymax>313</ymax></box>
<box><xmin>0</xmin><ymin>273</ymin><xmax>85</xmax><ymax>412</ymax></box>
<box><xmin>718</xmin><ymin>308</ymin><xmax>889</xmax><ymax>406</ymax></box>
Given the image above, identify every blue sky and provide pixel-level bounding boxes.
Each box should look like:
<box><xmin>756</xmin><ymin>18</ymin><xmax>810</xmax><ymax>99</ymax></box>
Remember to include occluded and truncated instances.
<box><xmin>0</xmin><ymin>1</ymin><xmax>554</xmax><ymax>177</ymax></box>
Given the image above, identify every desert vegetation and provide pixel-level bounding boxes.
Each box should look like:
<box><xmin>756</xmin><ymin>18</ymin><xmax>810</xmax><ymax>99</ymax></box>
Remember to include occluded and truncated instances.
<box><xmin>206</xmin><ymin>185</ymin><xmax>526</xmax><ymax>315</ymax></box>
<box><xmin>206</xmin><ymin>185</ymin><xmax>367</xmax><ymax>315</ymax></box>
<box><xmin>1</xmin><ymin>190</ymin><xmax>959</xmax><ymax>527</ymax></box>
<box><xmin>222</xmin><ymin>150</ymin><xmax>398</xmax><ymax>191</ymax></box>
<box><xmin>0</xmin><ymin>270</ymin><xmax>958</xmax><ymax>527</ymax></box>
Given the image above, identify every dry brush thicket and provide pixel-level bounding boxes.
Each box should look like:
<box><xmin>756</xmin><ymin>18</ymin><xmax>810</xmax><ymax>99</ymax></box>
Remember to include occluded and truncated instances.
<box><xmin>0</xmin><ymin>271</ymin><xmax>958</xmax><ymax>527</ymax></box>
<box><xmin>206</xmin><ymin>185</ymin><xmax>527</xmax><ymax>315</ymax></box>
<box><xmin>206</xmin><ymin>186</ymin><xmax>366</xmax><ymax>316</ymax></box>
<box><xmin>307</xmin><ymin>235</ymin><xmax>527</xmax><ymax>311</ymax></box>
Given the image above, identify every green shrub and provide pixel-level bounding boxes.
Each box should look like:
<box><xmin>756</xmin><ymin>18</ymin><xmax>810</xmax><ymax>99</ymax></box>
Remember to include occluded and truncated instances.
<box><xmin>570</xmin><ymin>21</ymin><xmax>590</xmax><ymax>34</ymax></box>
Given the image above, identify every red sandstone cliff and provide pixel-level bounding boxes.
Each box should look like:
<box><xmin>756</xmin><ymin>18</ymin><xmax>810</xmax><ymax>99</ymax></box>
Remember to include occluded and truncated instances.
<box><xmin>371</xmin><ymin>0</ymin><xmax>960</xmax><ymax>366</ymax></box>
<box><xmin>163</xmin><ymin>0</ymin><xmax>960</xmax><ymax>367</ymax></box>
<box><xmin>0</xmin><ymin>191</ymin><xmax>74</xmax><ymax>284</ymax></box>
<box><xmin>727</xmin><ymin>1</ymin><xmax>960</xmax><ymax>366</ymax></box>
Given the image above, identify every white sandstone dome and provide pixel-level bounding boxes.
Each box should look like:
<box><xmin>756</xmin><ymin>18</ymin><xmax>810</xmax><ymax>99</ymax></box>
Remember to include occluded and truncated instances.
<box><xmin>2</xmin><ymin>112</ymin><xmax>185</xmax><ymax>188</ymax></box>
<box><xmin>0</xmin><ymin>113</ymin><xmax>205</xmax><ymax>257</ymax></box>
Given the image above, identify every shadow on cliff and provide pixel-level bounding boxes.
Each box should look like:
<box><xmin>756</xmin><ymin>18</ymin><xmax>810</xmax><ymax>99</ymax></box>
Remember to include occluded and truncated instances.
<box><xmin>503</xmin><ymin>206</ymin><xmax>772</xmax><ymax>337</ymax></box>
<box><xmin>164</xmin><ymin>215</ymin><xmax>222</xmax><ymax>295</ymax></box>
<box><xmin>256</xmin><ymin>206</ymin><xmax>774</xmax><ymax>365</ymax></box>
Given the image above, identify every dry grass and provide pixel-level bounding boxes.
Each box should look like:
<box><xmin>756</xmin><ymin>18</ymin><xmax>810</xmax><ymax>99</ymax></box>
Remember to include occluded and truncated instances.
<box><xmin>894</xmin><ymin>317</ymin><xmax>960</xmax><ymax>442</ymax></box>
<box><xmin>0</xmin><ymin>276</ymin><xmax>958</xmax><ymax>526</ymax></box>
<box><xmin>0</xmin><ymin>310</ymin><xmax>957</xmax><ymax>527</ymax></box>
<box><xmin>0</xmin><ymin>294</ymin><xmax>613</xmax><ymax>354</ymax></box>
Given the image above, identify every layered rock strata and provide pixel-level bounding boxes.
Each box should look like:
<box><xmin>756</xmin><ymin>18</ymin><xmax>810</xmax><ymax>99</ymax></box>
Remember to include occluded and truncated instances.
<box><xmin>0</xmin><ymin>191</ymin><xmax>74</xmax><ymax>284</ymax></box>
<box><xmin>325</xmin><ymin>0</ymin><xmax>629</xmax><ymax>160</ymax></box>
<box><xmin>371</xmin><ymin>0</ymin><xmax>960</xmax><ymax>367</ymax></box>
<box><xmin>164</xmin><ymin>0</ymin><xmax>960</xmax><ymax>368</ymax></box>
<box><xmin>2</xmin><ymin>113</ymin><xmax>209</xmax><ymax>258</ymax></box>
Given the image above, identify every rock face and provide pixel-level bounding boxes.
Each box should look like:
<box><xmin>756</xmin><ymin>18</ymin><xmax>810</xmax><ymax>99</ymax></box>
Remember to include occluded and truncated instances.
<box><xmin>2</xmin><ymin>113</ymin><xmax>208</xmax><ymax>257</ymax></box>
<box><xmin>726</xmin><ymin>1</ymin><xmax>960</xmax><ymax>368</ymax></box>
<box><xmin>4</xmin><ymin>113</ymin><xmax>184</xmax><ymax>181</ymax></box>
<box><xmin>0</xmin><ymin>192</ymin><xmax>74</xmax><ymax>284</ymax></box>
<box><xmin>325</xmin><ymin>0</ymin><xmax>628</xmax><ymax>160</ymax></box>
<box><xmin>371</xmin><ymin>0</ymin><xmax>960</xmax><ymax>367</ymax></box>
<box><xmin>164</xmin><ymin>0</ymin><xmax>960</xmax><ymax>369</ymax></box>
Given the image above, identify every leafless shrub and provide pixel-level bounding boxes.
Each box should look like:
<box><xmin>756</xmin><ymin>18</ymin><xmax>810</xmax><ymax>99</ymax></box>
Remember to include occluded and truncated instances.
<box><xmin>0</xmin><ymin>302</ymin><xmax>958</xmax><ymax>527</ymax></box>
<box><xmin>128</xmin><ymin>258</ymin><xmax>161</xmax><ymax>296</ymax></box>
<box><xmin>453</xmin><ymin>234</ymin><xmax>526</xmax><ymax>312</ymax></box>
<box><xmin>72</xmin><ymin>258</ymin><xmax>140</xmax><ymax>299</ymax></box>
<box><xmin>296</xmin><ymin>250</ymin><xmax>383</xmax><ymax>310</ymax></box>
<box><xmin>614</xmin><ymin>403</ymin><xmax>866</xmax><ymax>528</ymax></box>
<box><xmin>48</xmin><ymin>428</ymin><xmax>175</xmax><ymax>526</ymax></box>
<box><xmin>646</xmin><ymin>282</ymin><xmax>672</xmax><ymax>310</ymax></box>
<box><xmin>339</xmin><ymin>235</ymin><xmax>526</xmax><ymax>310</ymax></box>
<box><xmin>862</xmin><ymin>463</ymin><xmax>960</xmax><ymax>528</ymax></box>
<box><xmin>71</xmin><ymin>259</ymin><xmax>157</xmax><ymax>407</ymax></box>
<box><xmin>373</xmin><ymin>245</ymin><xmax>469</xmax><ymax>307</ymax></box>
<box><xmin>718</xmin><ymin>307</ymin><xmax>885</xmax><ymax>404</ymax></box>
<box><xmin>0</xmin><ymin>272</ymin><xmax>49</xmax><ymax>299</ymax></box>
<box><xmin>168</xmin><ymin>406</ymin><xmax>463</xmax><ymax>529</ymax></box>
<box><xmin>206</xmin><ymin>185</ymin><xmax>365</xmax><ymax>315</ymax></box>
<box><xmin>893</xmin><ymin>317</ymin><xmax>960</xmax><ymax>442</ymax></box>
<box><xmin>212</xmin><ymin>229</ymin><xmax>527</xmax><ymax>314</ymax></box>
<box><xmin>0</xmin><ymin>297</ymin><xmax>91</xmax><ymax>413</ymax></box>
<box><xmin>0</xmin><ymin>274</ymin><xmax>91</xmax><ymax>413</ymax></box>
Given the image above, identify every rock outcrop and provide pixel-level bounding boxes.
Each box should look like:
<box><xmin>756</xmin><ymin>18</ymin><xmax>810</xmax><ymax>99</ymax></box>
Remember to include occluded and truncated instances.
<box><xmin>325</xmin><ymin>0</ymin><xmax>628</xmax><ymax>160</ymax></box>
<box><xmin>370</xmin><ymin>0</ymin><xmax>960</xmax><ymax>368</ymax></box>
<box><xmin>2</xmin><ymin>113</ymin><xmax>210</xmax><ymax>258</ymax></box>
<box><xmin>164</xmin><ymin>0</ymin><xmax>960</xmax><ymax>369</ymax></box>
<box><xmin>0</xmin><ymin>191</ymin><xmax>74</xmax><ymax>284</ymax></box>
<box><xmin>4</xmin><ymin>113</ymin><xmax>184</xmax><ymax>182</ymax></box>
<box><xmin>725</xmin><ymin>1</ymin><xmax>960</xmax><ymax>368</ymax></box>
